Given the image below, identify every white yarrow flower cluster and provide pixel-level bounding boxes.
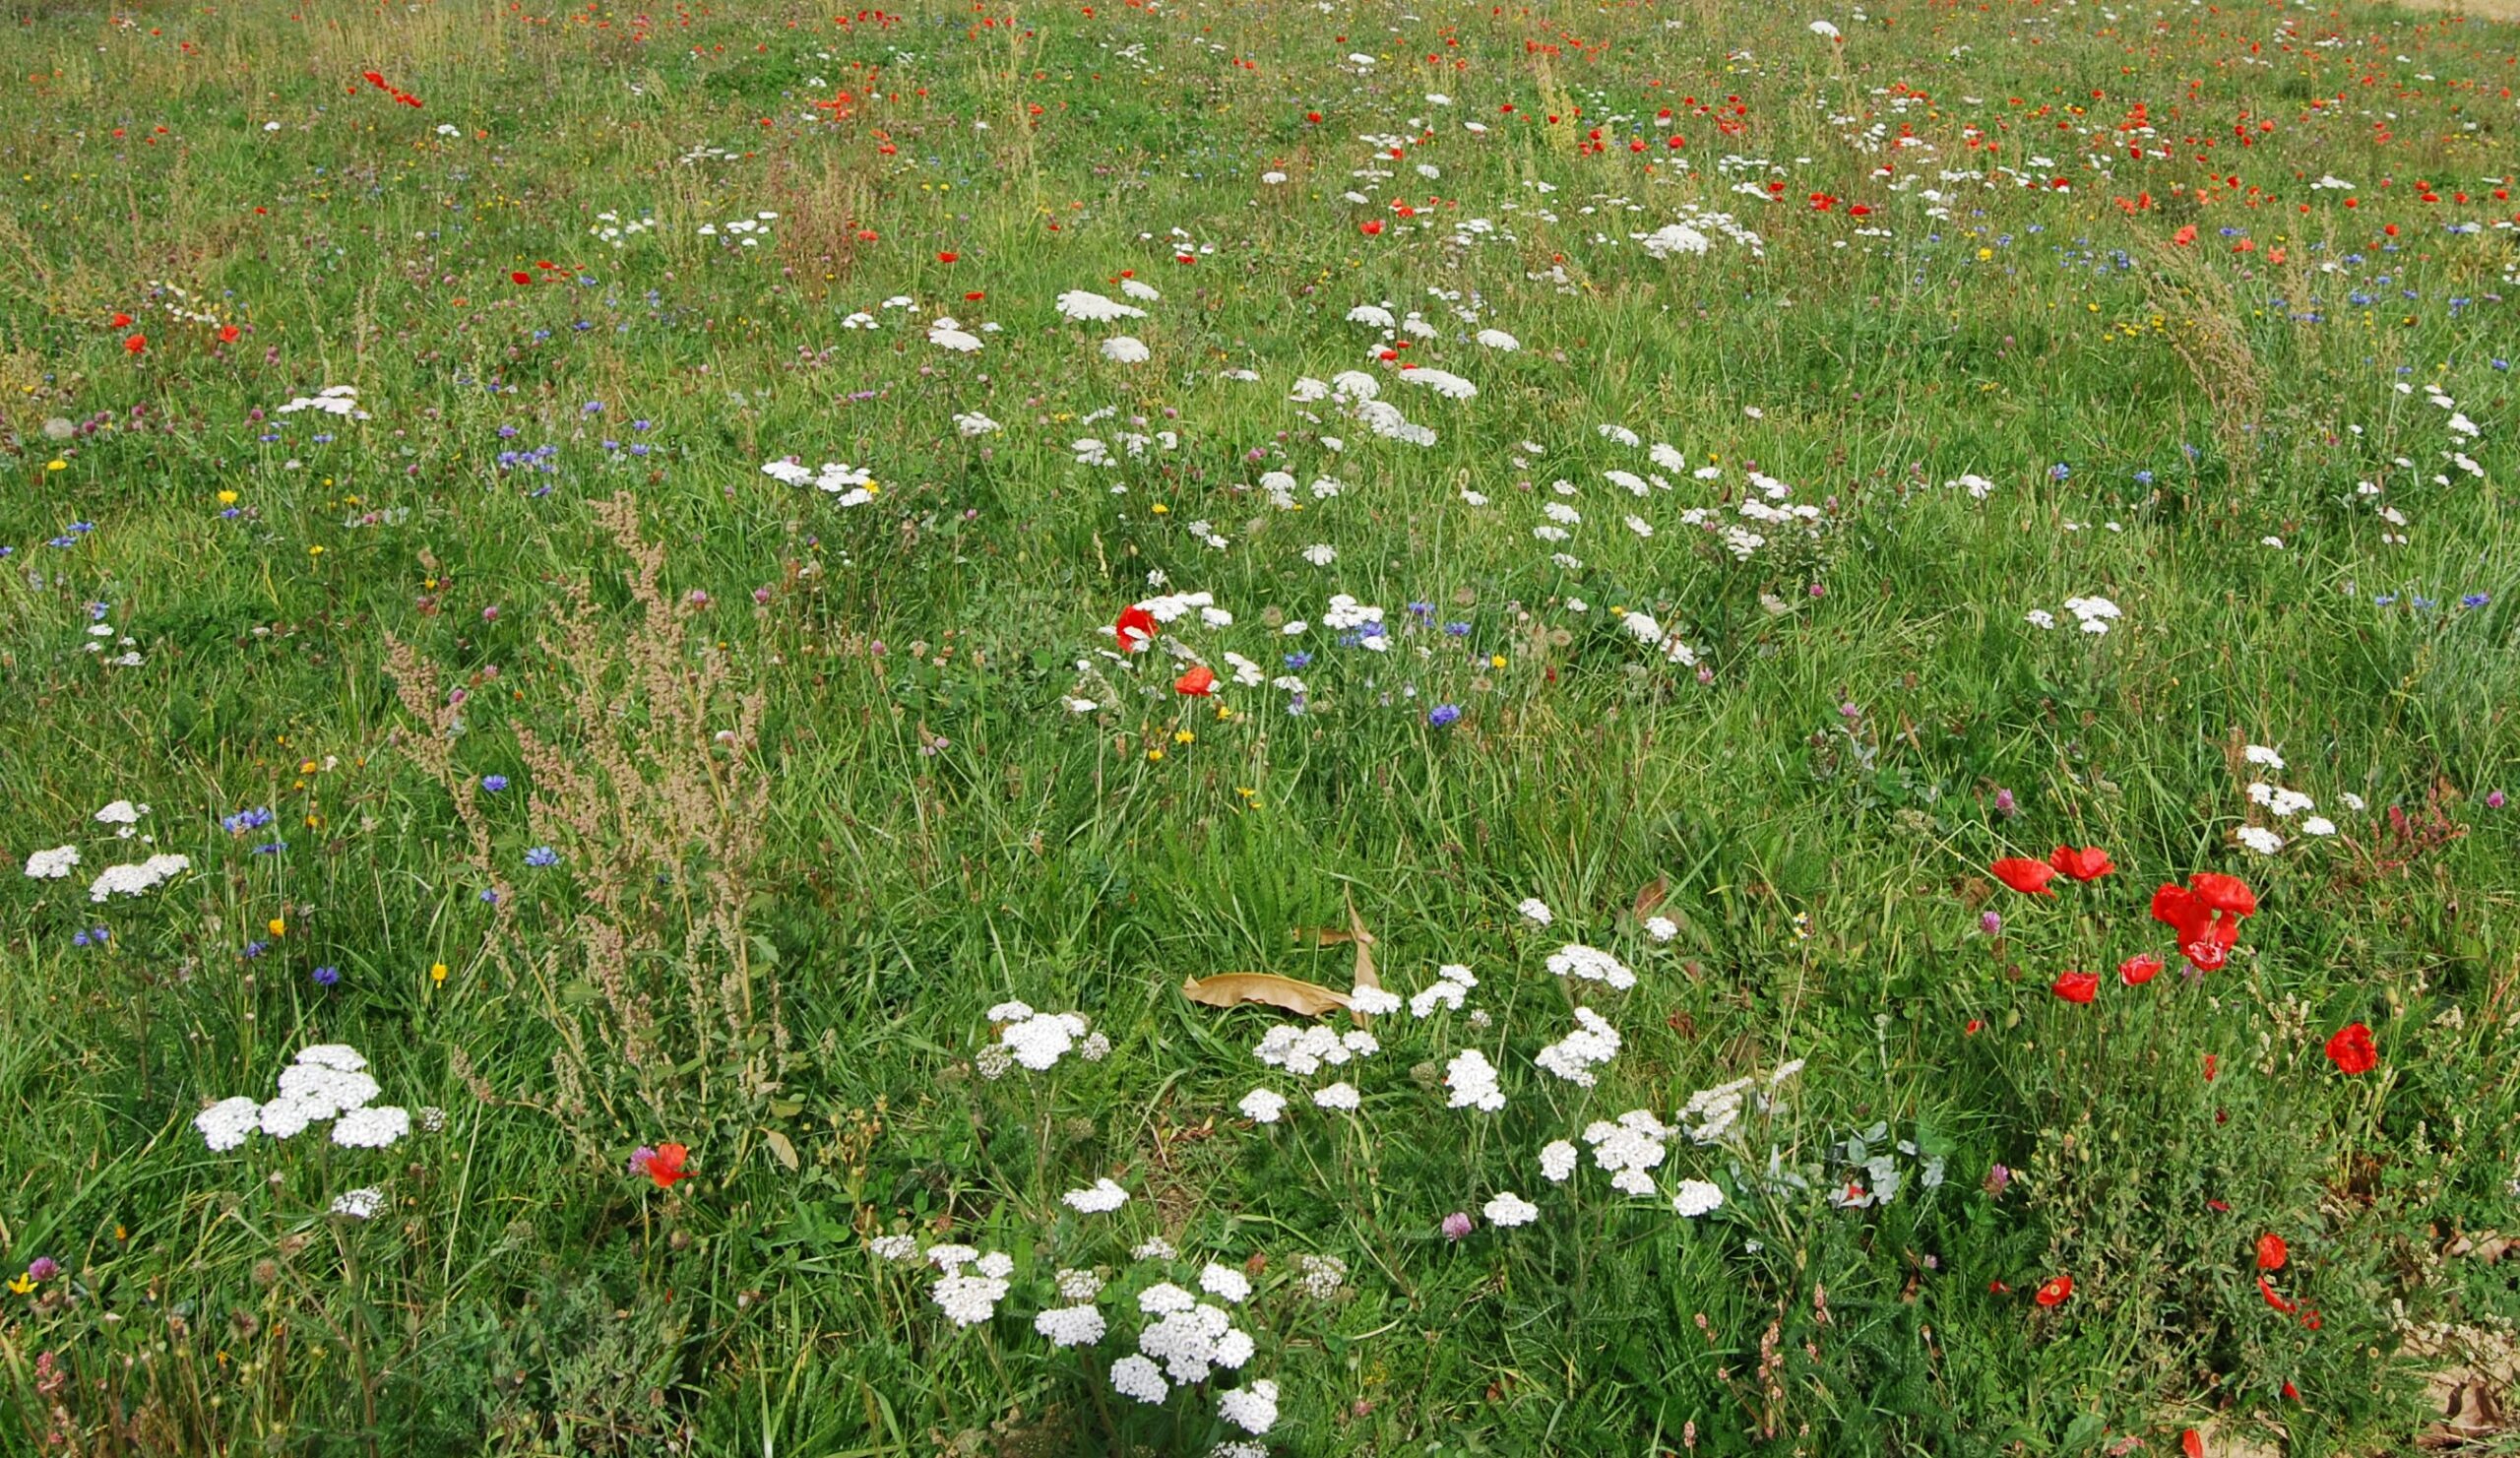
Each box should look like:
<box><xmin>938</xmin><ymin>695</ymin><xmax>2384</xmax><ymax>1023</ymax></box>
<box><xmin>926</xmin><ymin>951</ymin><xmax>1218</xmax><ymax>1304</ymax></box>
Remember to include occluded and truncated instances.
<box><xmin>24</xmin><ymin>845</ymin><xmax>80</xmax><ymax>879</ymax></box>
<box><xmin>932</xmin><ymin>1267</ymin><xmax>1011</xmax><ymax>1326</ymax></box>
<box><xmin>1238</xmin><ymin>1088</ymin><xmax>1289</xmax><ymax>1123</ymax></box>
<box><xmin>987</xmin><ymin>1001</ymin><xmax>1095</xmax><ymax>1071</ymax></box>
<box><xmin>1670</xmin><ymin>1178</ymin><xmax>1727</xmax><ymax>1217</ymax></box>
<box><xmin>90</xmin><ymin>853</ymin><xmax>191</xmax><ymax>902</ymax></box>
<box><xmin>1584</xmin><ymin>1110</ymin><xmax>1671</xmax><ymax>1196</ymax></box>
<box><xmin>1409</xmin><ymin>964</ymin><xmax>1478</xmax><ymax>1017</ymax></box>
<box><xmin>1546</xmin><ymin>944</ymin><xmax>1636</xmax><ymax>990</ymax></box>
<box><xmin>194</xmin><ymin>1044</ymin><xmax>411</xmax><ymax>1153</ymax></box>
<box><xmin>1056</xmin><ymin>289</ymin><xmax>1148</xmax><ymax>322</ymax></box>
<box><xmin>1037</xmin><ymin>1304</ymin><xmax>1108</xmax><ymax>1347</ymax></box>
<box><xmin>760</xmin><ymin>457</ymin><xmax>877</xmax><ymax>506</ymax></box>
<box><xmin>1063</xmin><ymin>1177</ymin><xmax>1130</xmax><ymax>1214</ymax></box>
<box><xmin>1534</xmin><ymin>1007</ymin><xmax>1623</xmax><ymax>1087</ymax></box>
<box><xmin>1252</xmin><ymin>1024</ymin><xmax>1375</xmax><ymax>1076</ymax></box>
<box><xmin>1217</xmin><ymin>1380</ymin><xmax>1280</xmax><ymax>1435</ymax></box>
<box><xmin>1444</xmin><ymin>1049</ymin><xmax>1505</xmax><ymax>1111</ymax></box>
<box><xmin>1482</xmin><ymin>1190</ymin><xmax>1541</xmax><ymax>1227</ymax></box>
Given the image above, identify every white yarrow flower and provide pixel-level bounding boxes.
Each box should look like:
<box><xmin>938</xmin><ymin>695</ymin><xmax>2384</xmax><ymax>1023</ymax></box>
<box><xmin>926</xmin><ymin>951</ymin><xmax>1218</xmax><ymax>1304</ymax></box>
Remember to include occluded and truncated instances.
<box><xmin>1670</xmin><ymin>1178</ymin><xmax>1727</xmax><ymax>1217</ymax></box>
<box><xmin>1483</xmin><ymin>1191</ymin><xmax>1541</xmax><ymax>1227</ymax></box>
<box><xmin>1063</xmin><ymin>1177</ymin><xmax>1130</xmax><ymax>1214</ymax></box>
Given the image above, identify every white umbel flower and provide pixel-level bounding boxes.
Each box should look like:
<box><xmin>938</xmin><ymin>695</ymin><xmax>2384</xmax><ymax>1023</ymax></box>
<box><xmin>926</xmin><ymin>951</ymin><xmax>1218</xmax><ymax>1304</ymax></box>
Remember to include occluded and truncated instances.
<box><xmin>1444</xmin><ymin>1049</ymin><xmax>1505</xmax><ymax>1111</ymax></box>
<box><xmin>1546</xmin><ymin>944</ymin><xmax>1636</xmax><ymax>990</ymax></box>
<box><xmin>1063</xmin><ymin>1178</ymin><xmax>1130</xmax><ymax>1214</ymax></box>
<box><xmin>24</xmin><ymin>845</ymin><xmax>79</xmax><ymax>879</ymax></box>
<box><xmin>1055</xmin><ymin>289</ymin><xmax>1147</xmax><ymax>322</ymax></box>
<box><xmin>1101</xmin><ymin>335</ymin><xmax>1152</xmax><ymax>364</ymax></box>
<box><xmin>195</xmin><ymin>1096</ymin><xmax>262</xmax><ymax>1152</ymax></box>
<box><xmin>1238</xmin><ymin>1088</ymin><xmax>1289</xmax><ymax>1123</ymax></box>
<box><xmin>1110</xmin><ymin>1354</ymin><xmax>1168</xmax><ymax>1403</ymax></box>
<box><xmin>1218</xmin><ymin>1380</ymin><xmax>1280</xmax><ymax>1435</ymax></box>
<box><xmin>1036</xmin><ymin>1304</ymin><xmax>1108</xmax><ymax>1348</ymax></box>
<box><xmin>1483</xmin><ymin>1191</ymin><xmax>1541</xmax><ymax>1227</ymax></box>
<box><xmin>1671</xmin><ymin>1178</ymin><xmax>1727</xmax><ymax>1217</ymax></box>
<box><xmin>332</xmin><ymin>1105</ymin><xmax>411</xmax><ymax>1149</ymax></box>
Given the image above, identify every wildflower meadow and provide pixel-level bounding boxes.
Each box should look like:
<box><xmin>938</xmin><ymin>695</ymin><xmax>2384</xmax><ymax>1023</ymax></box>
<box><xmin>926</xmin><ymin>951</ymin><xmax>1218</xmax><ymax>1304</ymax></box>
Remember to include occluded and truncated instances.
<box><xmin>3</xmin><ymin>0</ymin><xmax>2518</xmax><ymax>1450</ymax></box>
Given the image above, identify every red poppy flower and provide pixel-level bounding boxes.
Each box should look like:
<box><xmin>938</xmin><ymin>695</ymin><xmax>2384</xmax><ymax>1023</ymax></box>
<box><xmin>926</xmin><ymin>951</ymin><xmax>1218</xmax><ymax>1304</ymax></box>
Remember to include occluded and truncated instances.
<box><xmin>111</xmin><ymin>312</ymin><xmax>132</xmax><ymax>327</ymax></box>
<box><xmin>1990</xmin><ymin>858</ymin><xmax>2057</xmax><ymax>897</ymax></box>
<box><xmin>2181</xmin><ymin>1429</ymin><xmax>2204</xmax><ymax>1458</ymax></box>
<box><xmin>122</xmin><ymin>334</ymin><xmax>146</xmax><ymax>354</ymax></box>
<box><xmin>936</xmin><ymin>251</ymin><xmax>958</xmax><ymax>263</ymax></box>
<box><xmin>1304</xmin><ymin>110</ymin><xmax>1322</xmax><ymax>123</ymax></box>
<box><xmin>2188</xmin><ymin>872</ymin><xmax>2256</xmax><ymax>917</ymax></box>
<box><xmin>1174</xmin><ymin>665</ymin><xmax>1217</xmax><ymax>697</ymax></box>
<box><xmin>2034</xmin><ymin>1274</ymin><xmax>2073</xmax><ymax>1306</ymax></box>
<box><xmin>219</xmin><ymin>325</ymin><xmax>240</xmax><ymax>344</ymax></box>
<box><xmin>2118</xmin><ymin>953</ymin><xmax>2164</xmax><ymax>985</ymax></box>
<box><xmin>2257</xmin><ymin>1275</ymin><xmax>2297</xmax><ymax>1314</ymax></box>
<box><xmin>2047</xmin><ymin>845</ymin><xmax>2114</xmax><ymax>881</ymax></box>
<box><xmin>636</xmin><ymin>1142</ymin><xmax>691</xmax><ymax>1188</ymax></box>
<box><xmin>2151</xmin><ymin>876</ymin><xmax>2251</xmax><ymax>972</ymax></box>
<box><xmin>2323</xmin><ymin>1022</ymin><xmax>2376</xmax><ymax>1075</ymax></box>
<box><xmin>2256</xmin><ymin>1232</ymin><xmax>2287</xmax><ymax>1271</ymax></box>
<box><xmin>1113</xmin><ymin>604</ymin><xmax>1159</xmax><ymax>653</ymax></box>
<box><xmin>362</xmin><ymin>70</ymin><xmax>387</xmax><ymax>89</ymax></box>
<box><xmin>2051</xmin><ymin>970</ymin><xmax>2099</xmax><ymax>1004</ymax></box>
<box><xmin>2282</xmin><ymin>1381</ymin><xmax>2299</xmax><ymax>1401</ymax></box>
<box><xmin>2202</xmin><ymin>1053</ymin><xmax>2219</xmax><ymax>1082</ymax></box>
<box><xmin>510</xmin><ymin>271</ymin><xmax>533</xmax><ymax>285</ymax></box>
<box><xmin>1358</xmin><ymin>219</ymin><xmax>1384</xmax><ymax>236</ymax></box>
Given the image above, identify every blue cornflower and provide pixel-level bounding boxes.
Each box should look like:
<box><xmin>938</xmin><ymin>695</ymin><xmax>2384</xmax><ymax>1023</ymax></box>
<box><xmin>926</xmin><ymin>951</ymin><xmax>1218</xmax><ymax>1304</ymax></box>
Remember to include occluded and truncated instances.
<box><xmin>2133</xmin><ymin>470</ymin><xmax>2155</xmax><ymax>486</ymax></box>
<box><xmin>312</xmin><ymin>965</ymin><xmax>340</xmax><ymax>987</ymax></box>
<box><xmin>1427</xmin><ymin>704</ymin><xmax>1463</xmax><ymax>728</ymax></box>
<box><xmin>1283</xmin><ymin>652</ymin><xmax>1312</xmax><ymax>669</ymax></box>
<box><xmin>222</xmin><ymin>806</ymin><xmax>276</xmax><ymax>834</ymax></box>
<box><xmin>481</xmin><ymin>775</ymin><xmax>509</xmax><ymax>792</ymax></box>
<box><xmin>525</xmin><ymin>846</ymin><xmax>559</xmax><ymax>867</ymax></box>
<box><xmin>2048</xmin><ymin>463</ymin><xmax>2071</xmax><ymax>481</ymax></box>
<box><xmin>2461</xmin><ymin>593</ymin><xmax>2490</xmax><ymax>608</ymax></box>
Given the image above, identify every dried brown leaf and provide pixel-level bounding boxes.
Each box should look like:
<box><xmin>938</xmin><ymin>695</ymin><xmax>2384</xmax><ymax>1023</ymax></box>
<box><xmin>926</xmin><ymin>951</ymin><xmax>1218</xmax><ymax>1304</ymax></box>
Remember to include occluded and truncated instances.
<box><xmin>1181</xmin><ymin>973</ymin><xmax>1353</xmax><ymax>1018</ymax></box>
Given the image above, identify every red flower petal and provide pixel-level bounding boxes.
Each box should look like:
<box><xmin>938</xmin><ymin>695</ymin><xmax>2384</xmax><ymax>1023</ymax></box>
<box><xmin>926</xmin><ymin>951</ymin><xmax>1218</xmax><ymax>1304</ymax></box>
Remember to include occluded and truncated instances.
<box><xmin>2323</xmin><ymin>1022</ymin><xmax>2377</xmax><ymax>1075</ymax></box>
<box><xmin>2188</xmin><ymin>871</ymin><xmax>2257</xmax><ymax>918</ymax></box>
<box><xmin>2050</xmin><ymin>970</ymin><xmax>2100</xmax><ymax>1004</ymax></box>
<box><xmin>1113</xmin><ymin>604</ymin><xmax>1159</xmax><ymax>653</ymax></box>
<box><xmin>2047</xmin><ymin>845</ymin><xmax>2114</xmax><ymax>881</ymax></box>
<box><xmin>1990</xmin><ymin>858</ymin><xmax>2058</xmax><ymax>897</ymax></box>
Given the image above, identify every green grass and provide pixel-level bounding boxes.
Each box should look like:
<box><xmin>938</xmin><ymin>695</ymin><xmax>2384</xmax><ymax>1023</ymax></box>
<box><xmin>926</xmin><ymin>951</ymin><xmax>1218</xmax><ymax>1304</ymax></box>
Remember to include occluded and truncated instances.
<box><xmin>1</xmin><ymin>0</ymin><xmax>2517</xmax><ymax>1452</ymax></box>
